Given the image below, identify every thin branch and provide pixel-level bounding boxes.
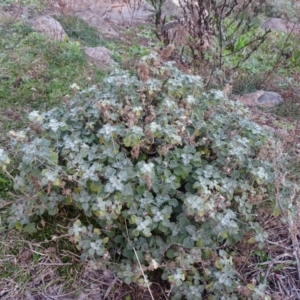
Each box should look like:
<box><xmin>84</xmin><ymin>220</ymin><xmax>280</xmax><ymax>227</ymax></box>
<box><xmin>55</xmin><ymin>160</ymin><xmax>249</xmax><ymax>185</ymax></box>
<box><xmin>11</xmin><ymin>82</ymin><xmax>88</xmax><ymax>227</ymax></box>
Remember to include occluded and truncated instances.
<box><xmin>123</xmin><ymin>221</ymin><xmax>155</xmax><ymax>300</ymax></box>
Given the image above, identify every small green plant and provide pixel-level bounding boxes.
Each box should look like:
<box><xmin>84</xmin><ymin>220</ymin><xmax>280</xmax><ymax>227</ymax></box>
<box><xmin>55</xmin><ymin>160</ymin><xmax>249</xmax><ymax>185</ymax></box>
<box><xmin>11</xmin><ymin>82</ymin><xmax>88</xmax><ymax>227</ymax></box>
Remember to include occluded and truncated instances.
<box><xmin>0</xmin><ymin>172</ymin><xmax>11</xmax><ymax>198</ymax></box>
<box><xmin>1</xmin><ymin>55</ymin><xmax>275</xmax><ymax>298</ymax></box>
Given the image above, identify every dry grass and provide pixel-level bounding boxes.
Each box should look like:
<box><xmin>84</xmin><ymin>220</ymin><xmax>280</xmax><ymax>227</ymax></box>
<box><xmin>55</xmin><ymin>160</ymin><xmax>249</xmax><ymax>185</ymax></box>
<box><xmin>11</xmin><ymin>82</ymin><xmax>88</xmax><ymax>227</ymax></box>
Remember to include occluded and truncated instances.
<box><xmin>233</xmin><ymin>209</ymin><xmax>300</xmax><ymax>299</ymax></box>
<box><xmin>0</xmin><ymin>229</ymin><xmax>168</xmax><ymax>299</ymax></box>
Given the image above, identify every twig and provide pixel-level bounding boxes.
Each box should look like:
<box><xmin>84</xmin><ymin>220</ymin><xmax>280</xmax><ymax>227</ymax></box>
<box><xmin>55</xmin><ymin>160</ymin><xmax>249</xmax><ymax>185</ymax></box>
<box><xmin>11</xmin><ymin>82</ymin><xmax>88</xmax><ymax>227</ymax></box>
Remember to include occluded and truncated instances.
<box><xmin>36</xmin><ymin>262</ymin><xmax>73</xmax><ymax>266</ymax></box>
<box><xmin>104</xmin><ymin>276</ymin><xmax>118</xmax><ymax>299</ymax></box>
<box><xmin>123</xmin><ymin>221</ymin><xmax>155</xmax><ymax>300</ymax></box>
<box><xmin>259</xmin><ymin>24</ymin><xmax>296</xmax><ymax>87</ymax></box>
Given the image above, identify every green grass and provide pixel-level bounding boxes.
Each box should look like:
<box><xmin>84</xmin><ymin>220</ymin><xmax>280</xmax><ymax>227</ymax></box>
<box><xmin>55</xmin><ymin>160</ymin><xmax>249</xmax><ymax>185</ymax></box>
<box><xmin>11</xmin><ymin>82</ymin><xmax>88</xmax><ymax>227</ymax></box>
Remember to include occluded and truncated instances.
<box><xmin>0</xmin><ymin>20</ymin><xmax>106</xmax><ymax>138</ymax></box>
<box><xmin>54</xmin><ymin>15</ymin><xmax>105</xmax><ymax>47</ymax></box>
<box><xmin>54</xmin><ymin>15</ymin><xmax>155</xmax><ymax>68</ymax></box>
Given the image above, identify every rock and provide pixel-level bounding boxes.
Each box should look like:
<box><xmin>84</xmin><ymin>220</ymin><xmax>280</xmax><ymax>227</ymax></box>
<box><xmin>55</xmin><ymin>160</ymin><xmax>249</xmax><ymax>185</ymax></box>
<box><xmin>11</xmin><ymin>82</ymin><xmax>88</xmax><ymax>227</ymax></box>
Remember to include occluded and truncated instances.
<box><xmin>256</xmin><ymin>92</ymin><xmax>284</xmax><ymax>107</ymax></box>
<box><xmin>161</xmin><ymin>0</ymin><xmax>182</xmax><ymax>18</ymax></box>
<box><xmin>236</xmin><ymin>91</ymin><xmax>283</xmax><ymax>108</ymax></box>
<box><xmin>5</xmin><ymin>108</ymin><xmax>14</xmax><ymax>117</ymax></box>
<box><xmin>49</xmin><ymin>0</ymin><xmax>154</xmax><ymax>38</ymax></box>
<box><xmin>261</xmin><ymin>18</ymin><xmax>300</xmax><ymax>34</ymax></box>
<box><xmin>104</xmin><ymin>0</ymin><xmax>153</xmax><ymax>25</ymax></box>
<box><xmin>162</xmin><ymin>20</ymin><xmax>180</xmax><ymax>31</ymax></box>
<box><xmin>84</xmin><ymin>46</ymin><xmax>117</xmax><ymax>71</ymax></box>
<box><xmin>77</xmin><ymin>11</ymin><xmax>119</xmax><ymax>38</ymax></box>
<box><xmin>49</xmin><ymin>0</ymin><xmax>110</xmax><ymax>15</ymax></box>
<box><xmin>32</xmin><ymin>16</ymin><xmax>67</xmax><ymax>41</ymax></box>
<box><xmin>49</xmin><ymin>0</ymin><xmax>119</xmax><ymax>38</ymax></box>
<box><xmin>161</xmin><ymin>0</ymin><xmax>200</xmax><ymax>18</ymax></box>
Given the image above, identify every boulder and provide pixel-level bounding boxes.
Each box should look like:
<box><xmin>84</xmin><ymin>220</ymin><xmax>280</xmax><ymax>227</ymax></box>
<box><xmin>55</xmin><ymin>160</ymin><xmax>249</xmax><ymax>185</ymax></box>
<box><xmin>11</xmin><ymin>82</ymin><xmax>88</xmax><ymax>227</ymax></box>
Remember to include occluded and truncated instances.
<box><xmin>104</xmin><ymin>0</ymin><xmax>153</xmax><ymax>25</ymax></box>
<box><xmin>49</xmin><ymin>0</ymin><xmax>111</xmax><ymax>15</ymax></box>
<box><xmin>49</xmin><ymin>0</ymin><xmax>154</xmax><ymax>38</ymax></box>
<box><xmin>161</xmin><ymin>0</ymin><xmax>182</xmax><ymax>18</ymax></box>
<box><xmin>161</xmin><ymin>0</ymin><xmax>200</xmax><ymax>18</ymax></box>
<box><xmin>77</xmin><ymin>11</ymin><xmax>119</xmax><ymax>38</ymax></box>
<box><xmin>32</xmin><ymin>16</ymin><xmax>67</xmax><ymax>41</ymax></box>
<box><xmin>236</xmin><ymin>91</ymin><xmax>283</xmax><ymax>108</ymax></box>
<box><xmin>84</xmin><ymin>46</ymin><xmax>117</xmax><ymax>71</ymax></box>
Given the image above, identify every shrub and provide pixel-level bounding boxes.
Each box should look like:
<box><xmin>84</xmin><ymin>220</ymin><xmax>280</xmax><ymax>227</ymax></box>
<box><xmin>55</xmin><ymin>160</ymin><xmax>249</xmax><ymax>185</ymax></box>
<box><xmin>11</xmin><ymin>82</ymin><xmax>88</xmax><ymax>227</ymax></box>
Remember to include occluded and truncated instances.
<box><xmin>153</xmin><ymin>0</ymin><xmax>270</xmax><ymax>72</ymax></box>
<box><xmin>1</xmin><ymin>56</ymin><xmax>275</xmax><ymax>298</ymax></box>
